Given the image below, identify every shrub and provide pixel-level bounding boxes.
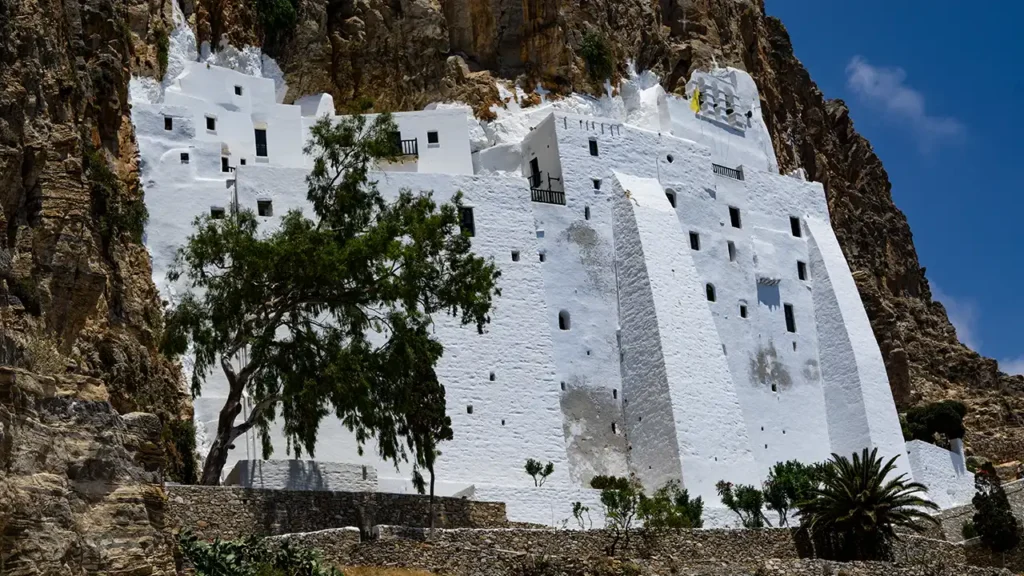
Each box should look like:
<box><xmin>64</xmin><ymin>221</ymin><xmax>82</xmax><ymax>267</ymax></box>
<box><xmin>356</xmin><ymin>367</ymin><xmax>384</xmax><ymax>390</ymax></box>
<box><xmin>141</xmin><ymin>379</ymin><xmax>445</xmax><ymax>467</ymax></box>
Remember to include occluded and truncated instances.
<box><xmin>163</xmin><ymin>418</ymin><xmax>199</xmax><ymax>484</ymax></box>
<box><xmin>154</xmin><ymin>24</ymin><xmax>169</xmax><ymax>78</ymax></box>
<box><xmin>178</xmin><ymin>531</ymin><xmax>341</xmax><ymax>576</ymax></box>
<box><xmin>637</xmin><ymin>479</ymin><xmax>703</xmax><ymax>529</ymax></box>
<box><xmin>525</xmin><ymin>458</ymin><xmax>554</xmax><ymax>487</ymax></box>
<box><xmin>85</xmin><ymin>148</ymin><xmax>148</xmax><ymax>248</ymax></box>
<box><xmin>972</xmin><ymin>462</ymin><xmax>1020</xmax><ymax>552</ymax></box>
<box><xmin>254</xmin><ymin>0</ymin><xmax>298</xmax><ymax>50</ymax></box>
<box><xmin>579</xmin><ymin>31</ymin><xmax>613</xmax><ymax>82</ymax></box>
<box><xmin>962</xmin><ymin>520</ymin><xmax>978</xmax><ymax>540</ymax></box>
<box><xmin>591</xmin><ymin>474</ymin><xmax>642</xmax><ymax>555</ymax></box>
<box><xmin>571</xmin><ymin>501</ymin><xmax>591</xmax><ymax>530</ymax></box>
<box><xmin>763</xmin><ymin>459</ymin><xmax>824</xmax><ymax>527</ymax></box>
<box><xmin>716</xmin><ymin>480</ymin><xmax>770</xmax><ymax>528</ymax></box>
<box><xmin>904</xmin><ymin>400</ymin><xmax>968</xmax><ymax>444</ymax></box>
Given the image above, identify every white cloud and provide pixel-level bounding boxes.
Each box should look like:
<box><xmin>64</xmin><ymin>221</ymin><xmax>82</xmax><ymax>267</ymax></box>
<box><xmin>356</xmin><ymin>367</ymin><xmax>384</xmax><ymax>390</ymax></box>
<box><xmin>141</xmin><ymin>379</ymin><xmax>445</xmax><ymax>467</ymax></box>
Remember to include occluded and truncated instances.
<box><xmin>931</xmin><ymin>285</ymin><xmax>981</xmax><ymax>350</ymax></box>
<box><xmin>845</xmin><ymin>56</ymin><xmax>964</xmax><ymax>145</ymax></box>
<box><xmin>1000</xmin><ymin>357</ymin><xmax>1024</xmax><ymax>376</ymax></box>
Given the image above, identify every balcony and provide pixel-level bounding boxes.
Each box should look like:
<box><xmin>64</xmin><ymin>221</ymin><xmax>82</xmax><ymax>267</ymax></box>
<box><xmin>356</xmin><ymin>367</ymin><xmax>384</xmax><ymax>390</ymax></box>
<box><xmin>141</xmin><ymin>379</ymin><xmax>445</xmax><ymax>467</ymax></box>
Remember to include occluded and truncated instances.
<box><xmin>712</xmin><ymin>163</ymin><xmax>744</xmax><ymax>180</ymax></box>
<box><xmin>531</xmin><ymin>188</ymin><xmax>566</xmax><ymax>205</ymax></box>
<box><xmin>397</xmin><ymin>138</ymin><xmax>419</xmax><ymax>157</ymax></box>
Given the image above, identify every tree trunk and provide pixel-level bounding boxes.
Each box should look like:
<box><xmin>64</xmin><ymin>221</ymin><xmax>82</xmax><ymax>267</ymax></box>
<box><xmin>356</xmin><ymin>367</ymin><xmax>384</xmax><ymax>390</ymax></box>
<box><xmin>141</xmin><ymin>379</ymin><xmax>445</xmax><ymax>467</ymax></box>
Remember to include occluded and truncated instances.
<box><xmin>199</xmin><ymin>393</ymin><xmax>243</xmax><ymax>485</ymax></box>
<box><xmin>429</xmin><ymin>466</ymin><xmax>436</xmax><ymax>530</ymax></box>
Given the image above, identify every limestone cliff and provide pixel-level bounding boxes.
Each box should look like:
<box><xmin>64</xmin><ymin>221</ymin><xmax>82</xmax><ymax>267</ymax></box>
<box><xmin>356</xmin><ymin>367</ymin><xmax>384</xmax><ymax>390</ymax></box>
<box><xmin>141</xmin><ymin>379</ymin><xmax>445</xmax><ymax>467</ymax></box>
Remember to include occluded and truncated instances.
<box><xmin>188</xmin><ymin>0</ymin><xmax>1024</xmax><ymax>463</ymax></box>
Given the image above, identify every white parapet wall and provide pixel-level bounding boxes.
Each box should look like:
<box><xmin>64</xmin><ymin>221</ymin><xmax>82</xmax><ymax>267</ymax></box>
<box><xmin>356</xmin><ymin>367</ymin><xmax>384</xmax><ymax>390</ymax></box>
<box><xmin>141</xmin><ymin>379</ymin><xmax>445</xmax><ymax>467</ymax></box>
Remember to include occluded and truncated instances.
<box><xmin>225</xmin><ymin>459</ymin><xmax>379</xmax><ymax>492</ymax></box>
<box><xmin>906</xmin><ymin>440</ymin><xmax>975</xmax><ymax>509</ymax></box>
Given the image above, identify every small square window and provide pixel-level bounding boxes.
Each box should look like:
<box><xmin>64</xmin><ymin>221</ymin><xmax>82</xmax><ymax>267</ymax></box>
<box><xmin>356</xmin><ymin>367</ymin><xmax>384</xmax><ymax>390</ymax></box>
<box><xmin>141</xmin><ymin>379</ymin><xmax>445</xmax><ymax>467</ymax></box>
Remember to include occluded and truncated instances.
<box><xmin>180</xmin><ymin>152</ymin><xmax>190</xmax><ymax>164</ymax></box>
<box><xmin>689</xmin><ymin>232</ymin><xmax>700</xmax><ymax>251</ymax></box>
<box><xmin>210</xmin><ymin>206</ymin><xmax>225</xmax><ymax>219</ymax></box>
<box><xmin>240</xmin><ymin>158</ymin><xmax>247</xmax><ymax>166</ymax></box>
<box><xmin>221</xmin><ymin>157</ymin><xmax>230</xmax><ymax>173</ymax></box>
<box><xmin>797</xmin><ymin>261</ymin><xmax>807</xmax><ymax>281</ymax></box>
<box><xmin>593</xmin><ymin>178</ymin><xmax>602</xmax><ymax>190</ymax></box>
<box><xmin>164</xmin><ymin>117</ymin><xmax>173</xmax><ymax>130</ymax></box>
<box><xmin>459</xmin><ymin>207</ymin><xmax>475</xmax><ymax>237</ymax></box>
<box><xmin>589</xmin><ymin>138</ymin><xmax>599</xmax><ymax>156</ymax></box>
<box><xmin>784</xmin><ymin>303</ymin><xmax>797</xmax><ymax>333</ymax></box>
<box><xmin>740</xmin><ymin>305</ymin><xmax>748</xmax><ymax>318</ymax></box>
<box><xmin>511</xmin><ymin>250</ymin><xmax>520</xmax><ymax>262</ymax></box>
<box><xmin>257</xmin><ymin>199</ymin><xmax>273</xmax><ymax>217</ymax></box>
<box><xmin>427</xmin><ymin>131</ymin><xmax>439</xmax><ymax>144</ymax></box>
<box><xmin>729</xmin><ymin>206</ymin><xmax>742</xmax><ymax>228</ymax></box>
<box><xmin>790</xmin><ymin>216</ymin><xmax>802</xmax><ymax>237</ymax></box>
<box><xmin>206</xmin><ymin>116</ymin><xmax>216</xmax><ymax>131</ymax></box>
<box><xmin>234</xmin><ymin>85</ymin><xmax>243</xmax><ymax>96</ymax></box>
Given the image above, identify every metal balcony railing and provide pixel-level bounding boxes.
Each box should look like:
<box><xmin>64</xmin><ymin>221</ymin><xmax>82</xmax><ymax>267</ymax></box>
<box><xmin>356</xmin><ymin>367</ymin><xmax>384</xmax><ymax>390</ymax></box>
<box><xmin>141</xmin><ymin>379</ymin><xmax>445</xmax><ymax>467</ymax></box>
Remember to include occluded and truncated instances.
<box><xmin>397</xmin><ymin>138</ymin><xmax>418</xmax><ymax>157</ymax></box>
<box><xmin>531</xmin><ymin>188</ymin><xmax>566</xmax><ymax>205</ymax></box>
<box><xmin>712</xmin><ymin>163</ymin><xmax>744</xmax><ymax>180</ymax></box>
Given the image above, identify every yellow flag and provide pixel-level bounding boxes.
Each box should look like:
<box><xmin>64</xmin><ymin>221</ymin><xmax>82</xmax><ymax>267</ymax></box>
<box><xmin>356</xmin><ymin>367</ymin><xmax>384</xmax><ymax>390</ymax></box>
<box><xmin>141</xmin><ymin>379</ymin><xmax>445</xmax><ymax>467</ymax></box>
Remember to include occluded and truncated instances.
<box><xmin>690</xmin><ymin>87</ymin><xmax>701</xmax><ymax>113</ymax></box>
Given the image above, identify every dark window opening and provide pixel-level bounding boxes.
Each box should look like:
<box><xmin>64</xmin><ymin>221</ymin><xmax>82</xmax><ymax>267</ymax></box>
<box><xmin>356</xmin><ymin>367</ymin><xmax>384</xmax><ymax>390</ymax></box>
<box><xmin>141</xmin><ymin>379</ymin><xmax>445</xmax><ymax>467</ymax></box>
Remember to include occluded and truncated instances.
<box><xmin>254</xmin><ymin>128</ymin><xmax>268</xmax><ymax>157</ymax></box>
<box><xmin>589</xmin><ymin>138</ymin><xmax>599</xmax><ymax>156</ymax></box>
<box><xmin>511</xmin><ymin>250</ymin><xmax>520</xmax><ymax>262</ymax></box>
<box><xmin>689</xmin><ymin>232</ymin><xmax>700</xmax><ymax>251</ymax></box>
<box><xmin>585</xmin><ymin>206</ymin><xmax>591</xmax><ymax>220</ymax></box>
<box><xmin>164</xmin><ymin>117</ymin><xmax>173</xmax><ymax>130</ymax></box>
<box><xmin>613</xmin><ymin>389</ymin><xmax>618</xmax><ymax>399</ymax></box>
<box><xmin>771</xmin><ymin>383</ymin><xmax>778</xmax><ymax>392</ymax></box>
<box><xmin>459</xmin><ymin>207</ymin><xmax>475</xmax><ymax>237</ymax></box>
<box><xmin>210</xmin><ymin>206</ymin><xmax>225</xmax><ymax>219</ymax></box>
<box><xmin>784</xmin><ymin>303</ymin><xmax>797</xmax><ymax>333</ymax></box>
<box><xmin>539</xmin><ymin>252</ymin><xmax>546</xmax><ymax>262</ymax></box>
<box><xmin>612</xmin><ymin>422</ymin><xmax>617</xmax><ymax>434</ymax></box>
<box><xmin>240</xmin><ymin>158</ymin><xmax>247</xmax><ymax>165</ymax></box>
<box><xmin>234</xmin><ymin>85</ymin><xmax>243</xmax><ymax>96</ymax></box>
<box><xmin>593</xmin><ymin>178</ymin><xmax>602</xmax><ymax>190</ymax></box>
<box><xmin>728</xmin><ymin>241</ymin><xmax>736</xmax><ymax>262</ymax></box>
<box><xmin>729</xmin><ymin>206</ymin><xmax>742</xmax><ymax>228</ymax></box>
<box><xmin>740</xmin><ymin>305</ymin><xmax>748</xmax><ymax>318</ymax></box>
<box><xmin>221</xmin><ymin>157</ymin><xmax>230</xmax><ymax>173</ymax></box>
<box><xmin>797</xmin><ymin>261</ymin><xmax>807</xmax><ymax>281</ymax></box>
<box><xmin>706</xmin><ymin>284</ymin><xmax>716</xmax><ymax>302</ymax></box>
<box><xmin>489</xmin><ymin>372</ymin><xmax>496</xmax><ymax>381</ymax></box>
<box><xmin>558</xmin><ymin>310</ymin><xmax>571</xmax><ymax>330</ymax></box>
<box><xmin>790</xmin><ymin>216</ymin><xmax>802</xmax><ymax>237</ymax></box>
<box><xmin>467</xmin><ymin>405</ymin><xmax>473</xmax><ymax>414</ymax></box>
<box><xmin>206</xmin><ymin>116</ymin><xmax>216</xmax><ymax>131</ymax></box>
<box><xmin>427</xmin><ymin>131</ymin><xmax>439</xmax><ymax>144</ymax></box>
<box><xmin>667</xmin><ymin>154</ymin><xmax>674</xmax><ymax>163</ymax></box>
<box><xmin>501</xmin><ymin>419</ymin><xmax>505</xmax><ymax>426</ymax></box>
<box><xmin>257</xmin><ymin>200</ymin><xmax>273</xmax><ymax>217</ymax></box>
<box><xmin>180</xmin><ymin>152</ymin><xmax>190</xmax><ymax>164</ymax></box>
<box><xmin>529</xmin><ymin>157</ymin><xmax>541</xmax><ymax>188</ymax></box>
<box><xmin>666</xmin><ymin>190</ymin><xmax>677</xmax><ymax>208</ymax></box>
<box><xmin>560</xmin><ymin>381</ymin><xmax>566</xmax><ymax>391</ymax></box>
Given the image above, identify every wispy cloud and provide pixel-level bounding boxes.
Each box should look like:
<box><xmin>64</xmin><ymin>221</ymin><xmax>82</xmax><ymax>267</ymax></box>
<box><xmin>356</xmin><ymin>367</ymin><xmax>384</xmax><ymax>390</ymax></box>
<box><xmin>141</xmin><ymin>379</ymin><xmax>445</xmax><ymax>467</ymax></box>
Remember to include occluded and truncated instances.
<box><xmin>1000</xmin><ymin>357</ymin><xmax>1024</xmax><ymax>376</ymax></box>
<box><xmin>931</xmin><ymin>285</ymin><xmax>981</xmax><ymax>350</ymax></box>
<box><xmin>845</xmin><ymin>56</ymin><xmax>964</xmax><ymax>146</ymax></box>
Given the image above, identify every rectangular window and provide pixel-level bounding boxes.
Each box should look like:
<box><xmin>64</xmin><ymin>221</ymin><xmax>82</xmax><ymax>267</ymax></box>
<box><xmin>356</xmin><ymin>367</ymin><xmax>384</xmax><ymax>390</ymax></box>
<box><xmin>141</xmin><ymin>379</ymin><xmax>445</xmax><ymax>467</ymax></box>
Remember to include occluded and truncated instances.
<box><xmin>164</xmin><ymin>117</ymin><xmax>173</xmax><ymax>130</ymax></box>
<box><xmin>689</xmin><ymin>232</ymin><xmax>700</xmax><ymax>251</ymax></box>
<box><xmin>593</xmin><ymin>178</ymin><xmax>601</xmax><ymax>190</ymax></box>
<box><xmin>210</xmin><ymin>206</ymin><xmax>225</xmax><ymax>219</ymax></box>
<box><xmin>180</xmin><ymin>152</ymin><xmax>189</xmax><ymax>164</ymax></box>
<box><xmin>240</xmin><ymin>158</ymin><xmax>247</xmax><ymax>165</ymax></box>
<box><xmin>797</xmin><ymin>261</ymin><xmax>807</xmax><ymax>281</ymax></box>
<box><xmin>234</xmin><ymin>85</ymin><xmax>243</xmax><ymax>96</ymax></box>
<box><xmin>589</xmin><ymin>138</ymin><xmax>599</xmax><ymax>156</ymax></box>
<box><xmin>221</xmin><ymin>157</ymin><xmax>229</xmax><ymax>173</ymax></box>
<box><xmin>727</xmin><ymin>241</ymin><xmax>736</xmax><ymax>262</ymax></box>
<box><xmin>790</xmin><ymin>216</ymin><xmax>802</xmax><ymax>237</ymax></box>
<box><xmin>459</xmin><ymin>207</ymin><xmax>475</xmax><ymax>237</ymax></box>
<box><xmin>206</xmin><ymin>116</ymin><xmax>216</xmax><ymax>131</ymax></box>
<box><xmin>729</xmin><ymin>206</ymin><xmax>742</xmax><ymax>228</ymax></box>
<box><xmin>257</xmin><ymin>200</ymin><xmax>273</xmax><ymax>217</ymax></box>
<box><xmin>427</xmin><ymin>131</ymin><xmax>439</xmax><ymax>144</ymax></box>
<box><xmin>529</xmin><ymin>157</ymin><xmax>541</xmax><ymax>188</ymax></box>
<box><xmin>784</xmin><ymin>304</ymin><xmax>797</xmax><ymax>333</ymax></box>
<box><xmin>740</xmin><ymin>305</ymin><xmax>748</xmax><ymax>318</ymax></box>
<box><xmin>254</xmin><ymin>129</ymin><xmax>268</xmax><ymax>157</ymax></box>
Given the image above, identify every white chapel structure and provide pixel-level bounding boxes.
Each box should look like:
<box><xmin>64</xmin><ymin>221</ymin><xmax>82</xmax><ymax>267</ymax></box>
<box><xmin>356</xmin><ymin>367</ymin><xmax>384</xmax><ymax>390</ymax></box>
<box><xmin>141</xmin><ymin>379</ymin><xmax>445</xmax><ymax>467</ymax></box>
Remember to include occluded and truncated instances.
<box><xmin>132</xmin><ymin>59</ymin><xmax>973</xmax><ymax>525</ymax></box>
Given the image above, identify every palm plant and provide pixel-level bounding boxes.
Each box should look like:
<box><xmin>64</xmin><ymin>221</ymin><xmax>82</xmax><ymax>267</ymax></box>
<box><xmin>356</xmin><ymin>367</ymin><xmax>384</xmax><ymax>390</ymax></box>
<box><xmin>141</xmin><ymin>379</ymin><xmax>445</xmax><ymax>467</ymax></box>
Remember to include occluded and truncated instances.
<box><xmin>798</xmin><ymin>448</ymin><xmax>939</xmax><ymax>560</ymax></box>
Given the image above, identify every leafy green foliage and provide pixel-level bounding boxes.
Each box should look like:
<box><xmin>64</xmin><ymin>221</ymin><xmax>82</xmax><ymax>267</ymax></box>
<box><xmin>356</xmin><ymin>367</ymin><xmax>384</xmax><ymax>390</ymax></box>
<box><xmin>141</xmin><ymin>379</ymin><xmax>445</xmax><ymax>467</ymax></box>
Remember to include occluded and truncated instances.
<box><xmin>716</xmin><ymin>480</ymin><xmax>770</xmax><ymax>528</ymax></box>
<box><xmin>162</xmin><ymin>112</ymin><xmax>501</xmax><ymax>484</ymax></box>
<box><xmin>579</xmin><ymin>31</ymin><xmax>613</xmax><ymax>82</ymax></box>
<box><xmin>591</xmin><ymin>475</ymin><xmax>643</xmax><ymax>555</ymax></box>
<box><xmin>163</xmin><ymin>418</ymin><xmax>200</xmax><ymax>484</ymax></box>
<box><xmin>253</xmin><ymin>0</ymin><xmax>298</xmax><ymax>49</ymax></box>
<box><xmin>637</xmin><ymin>480</ymin><xmax>704</xmax><ymax>529</ymax></box>
<box><xmin>154</xmin><ymin>24</ymin><xmax>169</xmax><ymax>78</ymax></box>
<box><xmin>572</xmin><ymin>501</ymin><xmax>592</xmax><ymax>530</ymax></box>
<box><xmin>904</xmin><ymin>400</ymin><xmax>968</xmax><ymax>443</ymax></box>
<box><xmin>798</xmin><ymin>448</ymin><xmax>939</xmax><ymax>560</ymax></box>
<box><xmin>525</xmin><ymin>458</ymin><xmax>555</xmax><ymax>487</ymax></box>
<box><xmin>962</xmin><ymin>520</ymin><xmax>978</xmax><ymax>540</ymax></box>
<box><xmin>85</xmin><ymin>148</ymin><xmax>148</xmax><ymax>249</ymax></box>
<box><xmin>763</xmin><ymin>460</ymin><xmax>824</xmax><ymax>527</ymax></box>
<box><xmin>971</xmin><ymin>463</ymin><xmax>1020</xmax><ymax>553</ymax></box>
<box><xmin>178</xmin><ymin>531</ymin><xmax>341</xmax><ymax>576</ymax></box>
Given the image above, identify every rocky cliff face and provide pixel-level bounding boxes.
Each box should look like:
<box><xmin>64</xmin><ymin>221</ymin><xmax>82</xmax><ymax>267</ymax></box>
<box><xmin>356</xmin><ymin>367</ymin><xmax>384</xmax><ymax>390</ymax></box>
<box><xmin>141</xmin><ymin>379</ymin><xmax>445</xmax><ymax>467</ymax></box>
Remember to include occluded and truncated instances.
<box><xmin>0</xmin><ymin>367</ymin><xmax>178</xmax><ymax>574</ymax></box>
<box><xmin>188</xmin><ymin>0</ymin><xmax>1024</xmax><ymax>463</ymax></box>
<box><xmin>0</xmin><ymin>0</ymin><xmax>194</xmax><ymax>480</ymax></box>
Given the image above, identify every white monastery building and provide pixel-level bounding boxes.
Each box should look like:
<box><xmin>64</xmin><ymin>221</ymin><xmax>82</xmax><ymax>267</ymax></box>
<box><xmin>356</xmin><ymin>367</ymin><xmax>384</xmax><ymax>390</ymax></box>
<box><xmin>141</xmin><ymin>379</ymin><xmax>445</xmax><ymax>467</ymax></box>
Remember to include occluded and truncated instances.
<box><xmin>132</xmin><ymin>58</ymin><xmax>972</xmax><ymax>526</ymax></box>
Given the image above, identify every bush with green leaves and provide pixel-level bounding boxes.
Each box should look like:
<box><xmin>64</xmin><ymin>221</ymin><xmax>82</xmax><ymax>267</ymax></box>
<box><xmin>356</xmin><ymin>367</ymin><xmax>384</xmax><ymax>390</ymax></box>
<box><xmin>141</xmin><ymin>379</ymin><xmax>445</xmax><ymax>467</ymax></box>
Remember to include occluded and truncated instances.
<box><xmin>178</xmin><ymin>531</ymin><xmax>341</xmax><ymax>576</ymax></box>
<box><xmin>154</xmin><ymin>24</ymin><xmax>169</xmax><ymax>78</ymax></box>
<box><xmin>762</xmin><ymin>459</ymin><xmax>824</xmax><ymax>527</ymax></box>
<box><xmin>971</xmin><ymin>462</ymin><xmax>1020</xmax><ymax>553</ymax></box>
<box><xmin>716</xmin><ymin>480</ymin><xmax>770</xmax><ymax>528</ymax></box>
<box><xmin>525</xmin><ymin>458</ymin><xmax>555</xmax><ymax>487</ymax></box>
<box><xmin>85</xmin><ymin>147</ymin><xmax>148</xmax><ymax>249</ymax></box>
<box><xmin>590</xmin><ymin>474</ymin><xmax>642</xmax><ymax>555</ymax></box>
<box><xmin>572</xmin><ymin>501</ymin><xmax>592</xmax><ymax>530</ymax></box>
<box><xmin>637</xmin><ymin>479</ymin><xmax>703</xmax><ymax>529</ymax></box>
<box><xmin>904</xmin><ymin>400</ymin><xmax>968</xmax><ymax>444</ymax></box>
<box><xmin>254</xmin><ymin>0</ymin><xmax>298</xmax><ymax>49</ymax></box>
<box><xmin>579</xmin><ymin>31</ymin><xmax>613</xmax><ymax>82</ymax></box>
<box><xmin>798</xmin><ymin>448</ymin><xmax>938</xmax><ymax>560</ymax></box>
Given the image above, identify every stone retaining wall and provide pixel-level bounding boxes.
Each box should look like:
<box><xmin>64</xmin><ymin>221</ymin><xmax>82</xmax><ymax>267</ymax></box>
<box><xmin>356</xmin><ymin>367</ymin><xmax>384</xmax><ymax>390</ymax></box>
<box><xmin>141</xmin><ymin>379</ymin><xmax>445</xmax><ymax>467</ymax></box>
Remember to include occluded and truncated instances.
<box><xmin>930</xmin><ymin>478</ymin><xmax>1024</xmax><ymax>542</ymax></box>
<box><xmin>165</xmin><ymin>485</ymin><xmax>507</xmax><ymax>539</ymax></box>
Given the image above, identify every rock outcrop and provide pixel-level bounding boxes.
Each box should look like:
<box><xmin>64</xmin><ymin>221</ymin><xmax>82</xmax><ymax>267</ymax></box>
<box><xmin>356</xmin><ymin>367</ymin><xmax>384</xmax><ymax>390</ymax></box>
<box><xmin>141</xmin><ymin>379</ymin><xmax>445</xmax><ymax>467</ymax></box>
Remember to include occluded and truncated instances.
<box><xmin>0</xmin><ymin>367</ymin><xmax>177</xmax><ymax>574</ymax></box>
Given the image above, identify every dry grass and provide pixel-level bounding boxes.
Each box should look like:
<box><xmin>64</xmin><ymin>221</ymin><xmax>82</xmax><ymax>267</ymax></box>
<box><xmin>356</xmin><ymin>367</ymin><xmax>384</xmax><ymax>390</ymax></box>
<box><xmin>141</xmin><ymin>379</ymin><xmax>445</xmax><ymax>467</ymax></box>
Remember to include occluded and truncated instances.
<box><xmin>337</xmin><ymin>567</ymin><xmax>439</xmax><ymax>576</ymax></box>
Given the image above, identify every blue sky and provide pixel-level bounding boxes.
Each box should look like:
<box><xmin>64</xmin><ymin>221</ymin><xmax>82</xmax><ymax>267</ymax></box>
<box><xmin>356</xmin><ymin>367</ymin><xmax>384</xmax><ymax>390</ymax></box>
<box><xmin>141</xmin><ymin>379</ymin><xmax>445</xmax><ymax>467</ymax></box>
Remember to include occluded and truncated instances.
<box><xmin>765</xmin><ymin>0</ymin><xmax>1023</xmax><ymax>374</ymax></box>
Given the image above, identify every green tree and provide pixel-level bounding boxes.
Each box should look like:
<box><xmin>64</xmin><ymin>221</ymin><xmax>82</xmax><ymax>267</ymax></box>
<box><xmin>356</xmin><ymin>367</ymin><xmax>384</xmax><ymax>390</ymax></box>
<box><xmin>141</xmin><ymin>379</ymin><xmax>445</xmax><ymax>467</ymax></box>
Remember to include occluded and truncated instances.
<box><xmin>525</xmin><ymin>458</ymin><xmax>555</xmax><ymax>487</ymax></box>
<box><xmin>762</xmin><ymin>460</ymin><xmax>823</xmax><ymax>527</ymax></box>
<box><xmin>716</xmin><ymin>480</ymin><xmax>770</xmax><ymax>528</ymax></box>
<box><xmin>579</xmin><ymin>31</ymin><xmax>614</xmax><ymax>82</ymax></box>
<box><xmin>904</xmin><ymin>400</ymin><xmax>968</xmax><ymax>444</ymax></box>
<box><xmin>971</xmin><ymin>462</ymin><xmax>1020</xmax><ymax>553</ymax></box>
<box><xmin>163</xmin><ymin>113</ymin><xmax>501</xmax><ymax>484</ymax></box>
<box><xmin>572</xmin><ymin>501</ymin><xmax>592</xmax><ymax>530</ymax></box>
<box><xmin>798</xmin><ymin>448</ymin><xmax>939</xmax><ymax>560</ymax></box>
<box><xmin>178</xmin><ymin>531</ymin><xmax>341</xmax><ymax>576</ymax></box>
<box><xmin>590</xmin><ymin>475</ymin><xmax>643</xmax><ymax>555</ymax></box>
<box><xmin>404</xmin><ymin>364</ymin><xmax>451</xmax><ymax>529</ymax></box>
<box><xmin>637</xmin><ymin>479</ymin><xmax>704</xmax><ymax>529</ymax></box>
